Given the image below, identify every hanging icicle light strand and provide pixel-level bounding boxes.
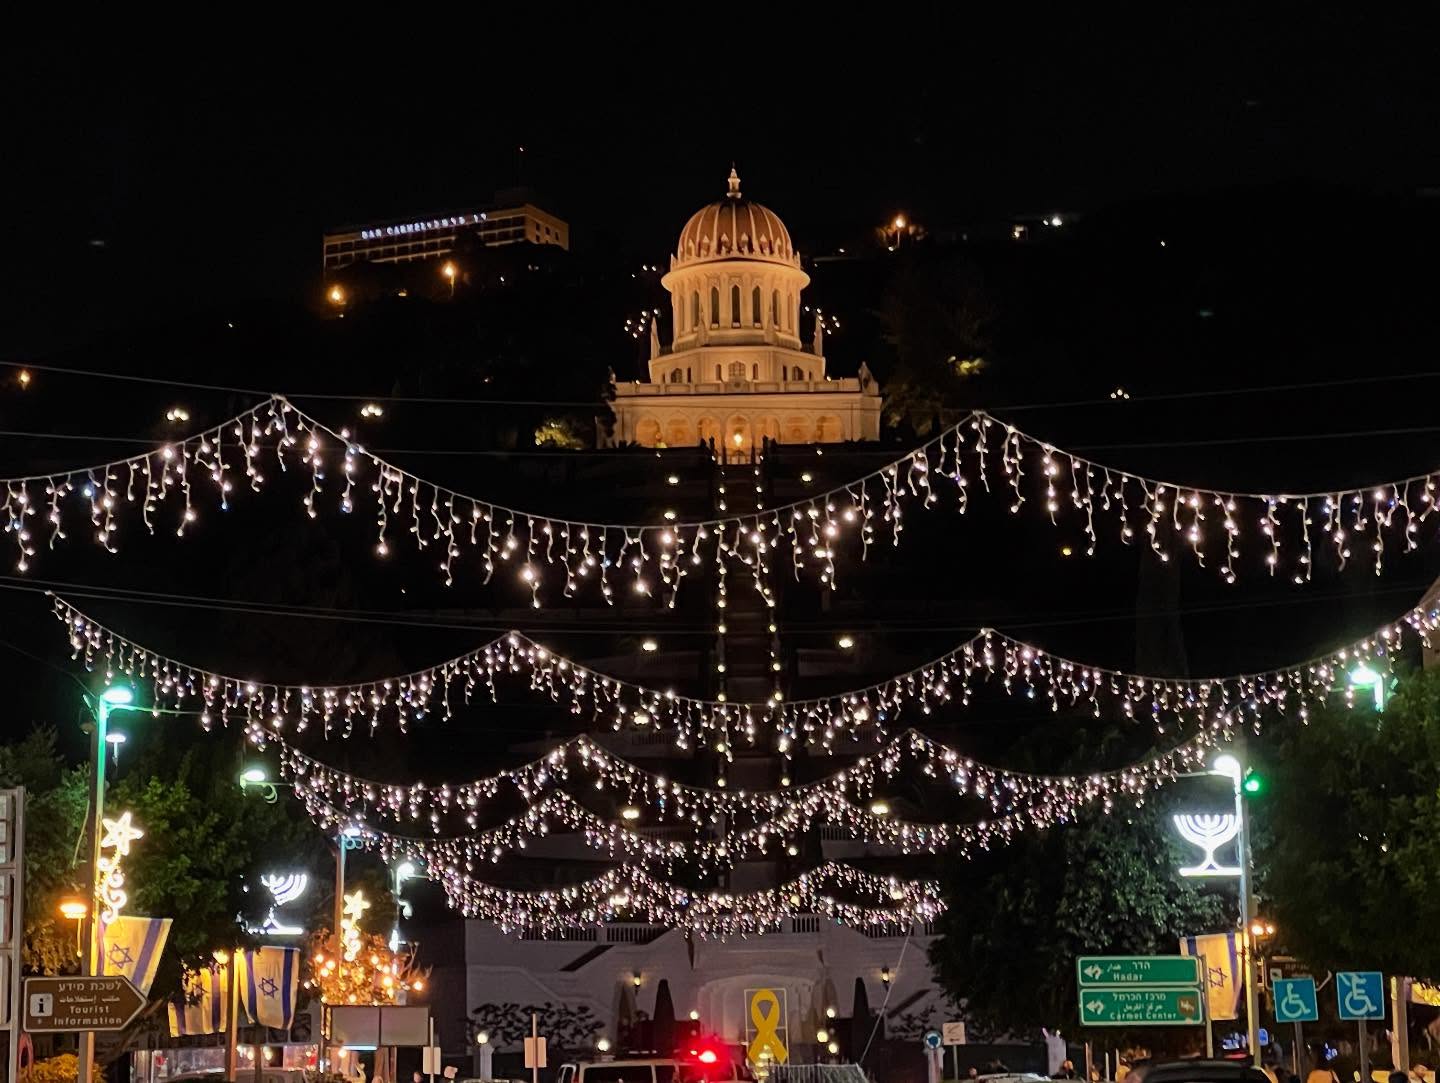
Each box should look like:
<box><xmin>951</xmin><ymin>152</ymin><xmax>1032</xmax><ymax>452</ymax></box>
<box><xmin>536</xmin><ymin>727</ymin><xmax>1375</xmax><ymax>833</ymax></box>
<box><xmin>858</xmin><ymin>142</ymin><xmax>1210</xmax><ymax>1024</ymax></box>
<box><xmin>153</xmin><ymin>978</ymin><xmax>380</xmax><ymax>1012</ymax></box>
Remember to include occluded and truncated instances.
<box><xmin>53</xmin><ymin>592</ymin><xmax>1426</xmax><ymax>750</ymax></box>
<box><xmin>291</xmin><ymin>727</ymin><xmax>1221</xmax><ymax>868</ymax></box>
<box><xmin>334</xmin><ymin>823</ymin><xmax>943</xmax><ymax>938</ymax></box>
<box><xmin>8</xmin><ymin>398</ymin><xmax>1440</xmax><ymax>595</ymax></box>
<box><xmin>272</xmin><ymin>716</ymin><xmax>1224</xmax><ymax>843</ymax></box>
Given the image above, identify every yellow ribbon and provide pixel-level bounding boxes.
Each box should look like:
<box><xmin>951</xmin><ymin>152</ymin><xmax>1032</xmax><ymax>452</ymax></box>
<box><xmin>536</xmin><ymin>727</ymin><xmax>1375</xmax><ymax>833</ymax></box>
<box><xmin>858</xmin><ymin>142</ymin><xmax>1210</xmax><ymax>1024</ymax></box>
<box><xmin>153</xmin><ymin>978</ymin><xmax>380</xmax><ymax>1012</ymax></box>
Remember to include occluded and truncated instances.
<box><xmin>747</xmin><ymin>989</ymin><xmax>789</xmax><ymax>1065</ymax></box>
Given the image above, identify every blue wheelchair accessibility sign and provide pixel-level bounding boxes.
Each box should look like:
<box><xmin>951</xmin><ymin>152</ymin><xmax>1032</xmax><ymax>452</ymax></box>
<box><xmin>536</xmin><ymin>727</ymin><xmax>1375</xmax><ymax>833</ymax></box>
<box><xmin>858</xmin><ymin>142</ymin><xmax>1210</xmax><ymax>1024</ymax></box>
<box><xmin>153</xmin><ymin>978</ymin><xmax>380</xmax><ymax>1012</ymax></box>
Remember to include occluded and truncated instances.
<box><xmin>1274</xmin><ymin>977</ymin><xmax>1319</xmax><ymax>1022</ymax></box>
<box><xmin>1336</xmin><ymin>971</ymin><xmax>1385</xmax><ymax>1021</ymax></box>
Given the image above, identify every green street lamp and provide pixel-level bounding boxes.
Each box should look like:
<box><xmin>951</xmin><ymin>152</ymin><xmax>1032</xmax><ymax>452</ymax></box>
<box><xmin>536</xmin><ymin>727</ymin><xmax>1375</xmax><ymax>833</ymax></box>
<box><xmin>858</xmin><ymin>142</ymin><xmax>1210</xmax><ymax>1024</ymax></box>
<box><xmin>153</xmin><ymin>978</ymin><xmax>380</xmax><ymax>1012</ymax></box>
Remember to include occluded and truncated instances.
<box><xmin>239</xmin><ymin>765</ymin><xmax>281</xmax><ymax>803</ymax></box>
<box><xmin>78</xmin><ymin>683</ymin><xmax>142</xmax><ymax>1083</ymax></box>
<box><xmin>1349</xmin><ymin>663</ymin><xmax>1388</xmax><ymax>712</ymax></box>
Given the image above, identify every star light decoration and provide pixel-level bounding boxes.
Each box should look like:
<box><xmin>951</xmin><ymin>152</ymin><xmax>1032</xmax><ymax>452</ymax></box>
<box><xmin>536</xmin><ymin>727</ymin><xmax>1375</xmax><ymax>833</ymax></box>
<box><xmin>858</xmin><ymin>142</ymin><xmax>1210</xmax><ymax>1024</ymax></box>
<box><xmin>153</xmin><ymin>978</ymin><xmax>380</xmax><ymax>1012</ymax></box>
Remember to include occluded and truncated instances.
<box><xmin>56</xmin><ymin>592</ymin><xmax>1422</xmax><ymax>751</ymax></box>
<box><xmin>6</xmin><ymin>396</ymin><xmax>1440</xmax><ymax>592</ymax></box>
<box><xmin>96</xmin><ymin>810</ymin><xmax>143</xmax><ymax>924</ymax></box>
<box><xmin>307</xmin><ymin>888</ymin><xmax>427</xmax><ymax>1005</ymax></box>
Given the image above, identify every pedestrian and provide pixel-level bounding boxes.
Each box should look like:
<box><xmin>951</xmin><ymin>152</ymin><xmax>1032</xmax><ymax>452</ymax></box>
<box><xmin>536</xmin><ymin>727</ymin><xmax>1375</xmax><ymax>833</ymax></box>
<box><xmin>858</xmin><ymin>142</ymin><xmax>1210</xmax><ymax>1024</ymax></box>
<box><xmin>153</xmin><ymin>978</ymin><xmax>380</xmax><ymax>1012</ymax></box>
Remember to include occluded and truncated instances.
<box><xmin>1305</xmin><ymin>1052</ymin><xmax>1338</xmax><ymax>1083</ymax></box>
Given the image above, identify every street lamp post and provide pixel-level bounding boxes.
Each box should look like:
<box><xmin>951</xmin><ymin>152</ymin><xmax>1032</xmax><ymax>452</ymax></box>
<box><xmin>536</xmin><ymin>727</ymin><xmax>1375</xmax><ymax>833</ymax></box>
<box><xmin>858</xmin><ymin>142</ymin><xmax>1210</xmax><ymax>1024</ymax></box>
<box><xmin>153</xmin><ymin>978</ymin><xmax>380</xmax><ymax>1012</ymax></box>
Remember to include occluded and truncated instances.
<box><xmin>78</xmin><ymin>684</ymin><xmax>141</xmax><ymax>1083</ymax></box>
<box><xmin>238</xmin><ymin>766</ymin><xmax>361</xmax><ymax>1073</ymax></box>
<box><xmin>1213</xmin><ymin>753</ymin><xmax>1262</xmax><ymax>1068</ymax></box>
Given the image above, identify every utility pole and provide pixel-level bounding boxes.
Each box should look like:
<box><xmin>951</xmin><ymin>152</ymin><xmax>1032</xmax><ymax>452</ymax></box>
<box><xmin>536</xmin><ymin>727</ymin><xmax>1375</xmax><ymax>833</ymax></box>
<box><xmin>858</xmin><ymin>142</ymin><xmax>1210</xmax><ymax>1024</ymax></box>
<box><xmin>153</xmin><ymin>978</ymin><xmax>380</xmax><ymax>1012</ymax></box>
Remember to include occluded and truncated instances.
<box><xmin>77</xmin><ymin>701</ymin><xmax>108</xmax><ymax>1083</ymax></box>
<box><xmin>1233</xmin><ymin>757</ymin><xmax>1262</xmax><ymax>1068</ymax></box>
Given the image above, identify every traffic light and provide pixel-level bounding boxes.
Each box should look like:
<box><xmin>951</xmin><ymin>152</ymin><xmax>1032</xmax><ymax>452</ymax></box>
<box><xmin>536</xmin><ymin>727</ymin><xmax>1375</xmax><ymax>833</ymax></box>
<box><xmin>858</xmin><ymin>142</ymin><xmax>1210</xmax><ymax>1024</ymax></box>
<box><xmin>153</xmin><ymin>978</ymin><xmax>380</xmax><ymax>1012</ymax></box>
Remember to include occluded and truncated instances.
<box><xmin>1242</xmin><ymin>769</ymin><xmax>1265</xmax><ymax>796</ymax></box>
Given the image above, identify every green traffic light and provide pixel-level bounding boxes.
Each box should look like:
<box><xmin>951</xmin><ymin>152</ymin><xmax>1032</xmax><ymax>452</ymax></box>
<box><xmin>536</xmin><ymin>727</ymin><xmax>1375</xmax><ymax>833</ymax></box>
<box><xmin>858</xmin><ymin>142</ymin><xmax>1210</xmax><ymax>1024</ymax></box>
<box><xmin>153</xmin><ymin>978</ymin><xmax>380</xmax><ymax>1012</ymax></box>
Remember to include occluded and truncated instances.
<box><xmin>1243</xmin><ymin>771</ymin><xmax>1264</xmax><ymax>795</ymax></box>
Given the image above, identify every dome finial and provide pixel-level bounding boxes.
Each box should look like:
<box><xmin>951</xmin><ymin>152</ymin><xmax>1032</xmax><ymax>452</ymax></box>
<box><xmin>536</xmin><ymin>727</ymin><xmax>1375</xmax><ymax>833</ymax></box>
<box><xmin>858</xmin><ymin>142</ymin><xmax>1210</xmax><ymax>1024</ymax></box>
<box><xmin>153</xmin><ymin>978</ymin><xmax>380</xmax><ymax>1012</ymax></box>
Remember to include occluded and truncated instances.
<box><xmin>726</xmin><ymin>165</ymin><xmax>741</xmax><ymax>200</ymax></box>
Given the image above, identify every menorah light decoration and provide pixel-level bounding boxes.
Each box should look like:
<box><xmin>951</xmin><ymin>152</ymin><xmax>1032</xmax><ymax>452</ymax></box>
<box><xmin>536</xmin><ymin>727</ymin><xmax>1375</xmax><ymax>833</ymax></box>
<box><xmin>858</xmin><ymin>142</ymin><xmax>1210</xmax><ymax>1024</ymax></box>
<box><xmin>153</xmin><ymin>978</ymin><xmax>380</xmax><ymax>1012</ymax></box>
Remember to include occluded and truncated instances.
<box><xmin>1173</xmin><ymin>813</ymin><xmax>1242</xmax><ymax>877</ymax></box>
<box><xmin>257</xmin><ymin>872</ymin><xmax>310</xmax><ymax>936</ymax></box>
<box><xmin>261</xmin><ymin>872</ymin><xmax>309</xmax><ymax>906</ymax></box>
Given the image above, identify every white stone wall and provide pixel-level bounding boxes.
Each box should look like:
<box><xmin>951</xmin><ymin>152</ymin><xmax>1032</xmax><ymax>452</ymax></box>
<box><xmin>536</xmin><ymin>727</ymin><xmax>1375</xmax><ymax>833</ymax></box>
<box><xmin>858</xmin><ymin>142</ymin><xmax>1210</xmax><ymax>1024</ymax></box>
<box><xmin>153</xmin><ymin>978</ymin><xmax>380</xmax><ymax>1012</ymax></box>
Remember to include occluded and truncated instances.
<box><xmin>462</xmin><ymin>920</ymin><xmax>944</xmax><ymax>1053</ymax></box>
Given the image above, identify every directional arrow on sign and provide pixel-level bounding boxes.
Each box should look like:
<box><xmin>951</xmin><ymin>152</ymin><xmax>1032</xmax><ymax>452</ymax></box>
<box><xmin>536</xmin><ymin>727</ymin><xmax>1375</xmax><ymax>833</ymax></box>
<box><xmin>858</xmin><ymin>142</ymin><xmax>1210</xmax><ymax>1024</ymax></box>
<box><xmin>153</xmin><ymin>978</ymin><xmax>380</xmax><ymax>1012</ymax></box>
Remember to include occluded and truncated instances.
<box><xmin>1084</xmin><ymin>965</ymin><xmax>1104</xmax><ymax>980</ymax></box>
<box><xmin>1086</xmin><ymin>1000</ymin><xmax>1106</xmax><ymax>1014</ymax></box>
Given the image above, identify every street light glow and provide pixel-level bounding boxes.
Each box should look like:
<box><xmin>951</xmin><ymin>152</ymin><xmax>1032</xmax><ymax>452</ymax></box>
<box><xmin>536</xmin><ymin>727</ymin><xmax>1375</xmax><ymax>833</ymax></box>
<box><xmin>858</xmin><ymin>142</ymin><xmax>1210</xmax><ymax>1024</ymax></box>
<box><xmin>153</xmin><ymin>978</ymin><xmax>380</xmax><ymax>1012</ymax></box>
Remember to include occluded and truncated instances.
<box><xmin>100</xmin><ymin>684</ymin><xmax>134</xmax><ymax>706</ymax></box>
<box><xmin>58</xmin><ymin>898</ymin><xmax>88</xmax><ymax>920</ymax></box>
<box><xmin>1350</xmin><ymin>662</ymin><xmax>1388</xmax><ymax>710</ymax></box>
<box><xmin>396</xmin><ymin>861</ymin><xmax>417</xmax><ymax>879</ymax></box>
<box><xmin>1211</xmin><ymin>753</ymin><xmax>1242</xmax><ymax>782</ymax></box>
<box><xmin>241</xmin><ymin>766</ymin><xmax>268</xmax><ymax>784</ymax></box>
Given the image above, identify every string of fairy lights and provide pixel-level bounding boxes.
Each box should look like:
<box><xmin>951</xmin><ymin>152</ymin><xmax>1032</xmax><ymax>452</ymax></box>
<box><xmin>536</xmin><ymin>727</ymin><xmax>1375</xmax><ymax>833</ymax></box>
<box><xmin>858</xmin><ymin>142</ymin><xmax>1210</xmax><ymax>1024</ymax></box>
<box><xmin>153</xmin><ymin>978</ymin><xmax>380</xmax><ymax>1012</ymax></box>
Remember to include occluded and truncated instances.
<box><xmin>17</xmin><ymin>376</ymin><xmax>1437</xmax><ymax>933</ymax></box>
<box><xmin>54</xmin><ymin>590</ymin><xmax>1422</xmax><ymax>753</ymax></box>
<box><xmin>8</xmin><ymin>395</ymin><xmax>1440</xmax><ymax>604</ymax></box>
<box><xmin>290</xmin><ymin>727</ymin><xmax>1221</xmax><ymax>866</ymax></box>
<box><xmin>272</xmin><ymin>719</ymin><xmax>1224</xmax><ymax>841</ymax></box>
<box><xmin>48</xmin><ymin>583</ymin><xmax>1424</xmax><ymax>929</ymax></box>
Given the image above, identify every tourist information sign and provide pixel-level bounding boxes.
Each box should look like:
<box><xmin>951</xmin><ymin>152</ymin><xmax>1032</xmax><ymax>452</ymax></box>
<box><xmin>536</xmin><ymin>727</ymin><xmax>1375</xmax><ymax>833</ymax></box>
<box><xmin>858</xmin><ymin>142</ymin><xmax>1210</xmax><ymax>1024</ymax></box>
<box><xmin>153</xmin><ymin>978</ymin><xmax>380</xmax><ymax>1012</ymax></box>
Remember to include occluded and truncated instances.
<box><xmin>1079</xmin><ymin>988</ymin><xmax>1205</xmax><ymax>1027</ymax></box>
<box><xmin>22</xmin><ymin>976</ymin><xmax>145</xmax><ymax>1033</ymax></box>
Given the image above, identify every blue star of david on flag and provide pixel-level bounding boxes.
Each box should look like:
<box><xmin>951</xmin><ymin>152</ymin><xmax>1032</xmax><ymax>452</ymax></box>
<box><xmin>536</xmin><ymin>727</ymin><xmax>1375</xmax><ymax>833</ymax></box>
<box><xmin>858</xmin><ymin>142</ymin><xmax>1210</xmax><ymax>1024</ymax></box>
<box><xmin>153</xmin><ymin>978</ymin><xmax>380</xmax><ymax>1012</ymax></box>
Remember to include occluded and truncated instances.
<box><xmin>107</xmin><ymin>943</ymin><xmax>134</xmax><ymax>969</ymax></box>
<box><xmin>259</xmin><ymin>976</ymin><xmax>279</xmax><ymax>998</ymax></box>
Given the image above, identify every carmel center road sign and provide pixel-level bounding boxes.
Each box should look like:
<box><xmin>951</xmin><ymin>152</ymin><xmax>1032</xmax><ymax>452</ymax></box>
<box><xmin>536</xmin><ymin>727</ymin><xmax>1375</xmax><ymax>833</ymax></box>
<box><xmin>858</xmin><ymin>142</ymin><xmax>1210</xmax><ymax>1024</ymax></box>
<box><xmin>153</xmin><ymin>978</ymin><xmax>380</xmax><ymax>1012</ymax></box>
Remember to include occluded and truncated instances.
<box><xmin>23</xmin><ymin>976</ymin><xmax>145</xmax><ymax>1033</ymax></box>
<box><xmin>1077</xmin><ymin>956</ymin><xmax>1202</xmax><ymax>988</ymax></box>
<box><xmin>1079</xmin><ymin>988</ymin><xmax>1205</xmax><ymax>1027</ymax></box>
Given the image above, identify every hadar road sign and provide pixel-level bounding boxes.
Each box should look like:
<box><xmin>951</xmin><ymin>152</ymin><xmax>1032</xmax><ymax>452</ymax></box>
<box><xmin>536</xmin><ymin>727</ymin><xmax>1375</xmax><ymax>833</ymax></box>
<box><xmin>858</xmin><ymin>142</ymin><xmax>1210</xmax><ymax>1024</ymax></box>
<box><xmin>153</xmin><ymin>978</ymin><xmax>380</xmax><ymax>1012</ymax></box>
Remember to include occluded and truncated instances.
<box><xmin>1079</xmin><ymin>988</ymin><xmax>1204</xmax><ymax>1027</ymax></box>
<box><xmin>1077</xmin><ymin>957</ymin><xmax>1202</xmax><ymax>988</ymax></box>
<box><xmin>23</xmin><ymin>976</ymin><xmax>145</xmax><ymax>1033</ymax></box>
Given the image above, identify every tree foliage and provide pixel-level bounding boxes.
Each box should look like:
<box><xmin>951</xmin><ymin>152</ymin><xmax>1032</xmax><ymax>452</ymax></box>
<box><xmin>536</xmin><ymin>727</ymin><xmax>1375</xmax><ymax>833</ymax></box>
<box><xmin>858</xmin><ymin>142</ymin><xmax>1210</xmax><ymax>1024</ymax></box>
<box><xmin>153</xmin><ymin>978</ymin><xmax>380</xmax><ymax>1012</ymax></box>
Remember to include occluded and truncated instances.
<box><xmin>877</xmin><ymin>255</ymin><xmax>997</xmax><ymax>435</ymax></box>
<box><xmin>928</xmin><ymin>796</ymin><xmax>1228</xmax><ymax>1037</ymax></box>
<box><xmin>108</xmin><ymin>741</ymin><xmax>319</xmax><ymax>995</ymax></box>
<box><xmin>0</xmin><ymin>729</ymin><xmax>90</xmax><ymax>972</ymax></box>
<box><xmin>1258</xmin><ymin>665</ymin><xmax>1440</xmax><ymax>979</ymax></box>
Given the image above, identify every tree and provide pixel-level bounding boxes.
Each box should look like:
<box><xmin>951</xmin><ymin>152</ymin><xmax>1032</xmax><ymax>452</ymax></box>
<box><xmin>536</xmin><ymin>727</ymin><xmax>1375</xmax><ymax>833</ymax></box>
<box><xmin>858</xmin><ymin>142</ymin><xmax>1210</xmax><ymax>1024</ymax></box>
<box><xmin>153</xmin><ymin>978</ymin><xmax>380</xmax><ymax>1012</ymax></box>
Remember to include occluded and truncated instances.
<box><xmin>927</xmin><ymin>796</ymin><xmax>1228</xmax><ymax>1037</ymax></box>
<box><xmin>108</xmin><ymin>744</ymin><xmax>319</xmax><ymax>995</ymax></box>
<box><xmin>0</xmin><ymin>728</ymin><xmax>89</xmax><ymax>973</ymax></box>
<box><xmin>877</xmin><ymin>255</ymin><xmax>997</xmax><ymax>436</ymax></box>
<box><xmin>1258</xmin><ymin>665</ymin><xmax>1440</xmax><ymax>979</ymax></box>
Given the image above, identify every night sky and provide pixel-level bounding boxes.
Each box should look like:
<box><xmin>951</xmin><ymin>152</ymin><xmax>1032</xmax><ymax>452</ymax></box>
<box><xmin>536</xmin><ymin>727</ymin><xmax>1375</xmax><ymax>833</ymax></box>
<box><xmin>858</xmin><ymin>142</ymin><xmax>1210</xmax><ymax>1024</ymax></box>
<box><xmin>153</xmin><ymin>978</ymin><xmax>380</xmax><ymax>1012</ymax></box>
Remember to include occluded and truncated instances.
<box><xmin>7</xmin><ymin>16</ymin><xmax>1440</xmax><ymax>352</ymax></box>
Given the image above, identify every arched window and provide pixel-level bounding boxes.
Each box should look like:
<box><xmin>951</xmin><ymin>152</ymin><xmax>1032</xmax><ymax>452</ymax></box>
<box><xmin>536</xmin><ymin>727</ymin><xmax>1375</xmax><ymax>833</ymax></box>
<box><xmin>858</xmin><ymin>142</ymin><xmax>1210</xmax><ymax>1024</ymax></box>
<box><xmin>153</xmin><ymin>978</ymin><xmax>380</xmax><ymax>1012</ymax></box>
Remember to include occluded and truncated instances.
<box><xmin>752</xmin><ymin>363</ymin><xmax>758</xmax><ymax>380</ymax></box>
<box><xmin>690</xmin><ymin>292</ymin><xmax>699</xmax><ymax>328</ymax></box>
<box><xmin>709</xmin><ymin>287</ymin><xmax>719</xmax><ymax>327</ymax></box>
<box><xmin>670</xmin><ymin>367</ymin><xmax>683</xmax><ymax>383</ymax></box>
<box><xmin>715</xmin><ymin>364</ymin><xmax>722</xmax><ymax>380</ymax></box>
<box><xmin>730</xmin><ymin>285</ymin><xmax>741</xmax><ymax>327</ymax></box>
<box><xmin>771</xmin><ymin>290</ymin><xmax>779</xmax><ymax>325</ymax></box>
<box><xmin>781</xmin><ymin>366</ymin><xmax>788</xmax><ymax>380</ymax></box>
<box><xmin>752</xmin><ymin>286</ymin><xmax>762</xmax><ymax>325</ymax></box>
<box><xmin>686</xmin><ymin>367</ymin><xmax>691</xmax><ymax>381</ymax></box>
<box><xmin>728</xmin><ymin>361</ymin><xmax>746</xmax><ymax>380</ymax></box>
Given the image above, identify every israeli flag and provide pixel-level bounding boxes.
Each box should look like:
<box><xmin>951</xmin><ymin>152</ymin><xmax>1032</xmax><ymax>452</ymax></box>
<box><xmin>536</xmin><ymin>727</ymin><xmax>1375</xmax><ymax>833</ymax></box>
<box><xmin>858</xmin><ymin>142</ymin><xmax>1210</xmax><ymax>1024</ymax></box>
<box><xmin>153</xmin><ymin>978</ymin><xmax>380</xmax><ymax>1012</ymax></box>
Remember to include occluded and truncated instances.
<box><xmin>239</xmin><ymin>946</ymin><xmax>301</xmax><ymax>1030</ymax></box>
<box><xmin>98</xmin><ymin>916</ymin><xmax>172</xmax><ymax>996</ymax></box>
<box><xmin>168</xmin><ymin>965</ymin><xmax>228</xmax><ymax>1036</ymax></box>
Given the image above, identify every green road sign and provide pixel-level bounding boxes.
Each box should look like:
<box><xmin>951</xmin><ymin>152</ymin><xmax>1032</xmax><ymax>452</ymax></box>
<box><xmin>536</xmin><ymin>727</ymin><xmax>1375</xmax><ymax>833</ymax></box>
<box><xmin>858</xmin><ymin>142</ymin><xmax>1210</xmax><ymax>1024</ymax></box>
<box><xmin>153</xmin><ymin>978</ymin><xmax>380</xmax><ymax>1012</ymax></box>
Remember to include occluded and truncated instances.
<box><xmin>1077</xmin><ymin>956</ymin><xmax>1201</xmax><ymax>988</ymax></box>
<box><xmin>1079</xmin><ymin>988</ymin><xmax>1205</xmax><ymax>1027</ymax></box>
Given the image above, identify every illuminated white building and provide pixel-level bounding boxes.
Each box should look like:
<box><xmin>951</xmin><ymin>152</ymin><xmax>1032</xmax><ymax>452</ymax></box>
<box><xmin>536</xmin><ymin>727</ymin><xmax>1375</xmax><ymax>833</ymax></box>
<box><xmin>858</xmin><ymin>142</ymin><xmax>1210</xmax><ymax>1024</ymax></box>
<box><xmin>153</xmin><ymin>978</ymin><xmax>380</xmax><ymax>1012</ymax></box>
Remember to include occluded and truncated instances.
<box><xmin>322</xmin><ymin>200</ymin><xmax>568</xmax><ymax>272</ymax></box>
<box><xmin>607</xmin><ymin>170</ymin><xmax>881</xmax><ymax>456</ymax></box>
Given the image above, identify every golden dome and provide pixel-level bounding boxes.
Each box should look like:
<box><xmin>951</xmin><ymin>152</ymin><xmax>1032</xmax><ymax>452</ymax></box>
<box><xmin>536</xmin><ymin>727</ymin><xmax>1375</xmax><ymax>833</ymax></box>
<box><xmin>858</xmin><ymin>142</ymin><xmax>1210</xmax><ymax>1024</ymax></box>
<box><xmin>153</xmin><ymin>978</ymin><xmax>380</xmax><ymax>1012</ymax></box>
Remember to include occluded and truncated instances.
<box><xmin>674</xmin><ymin>168</ymin><xmax>796</xmax><ymax>268</ymax></box>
